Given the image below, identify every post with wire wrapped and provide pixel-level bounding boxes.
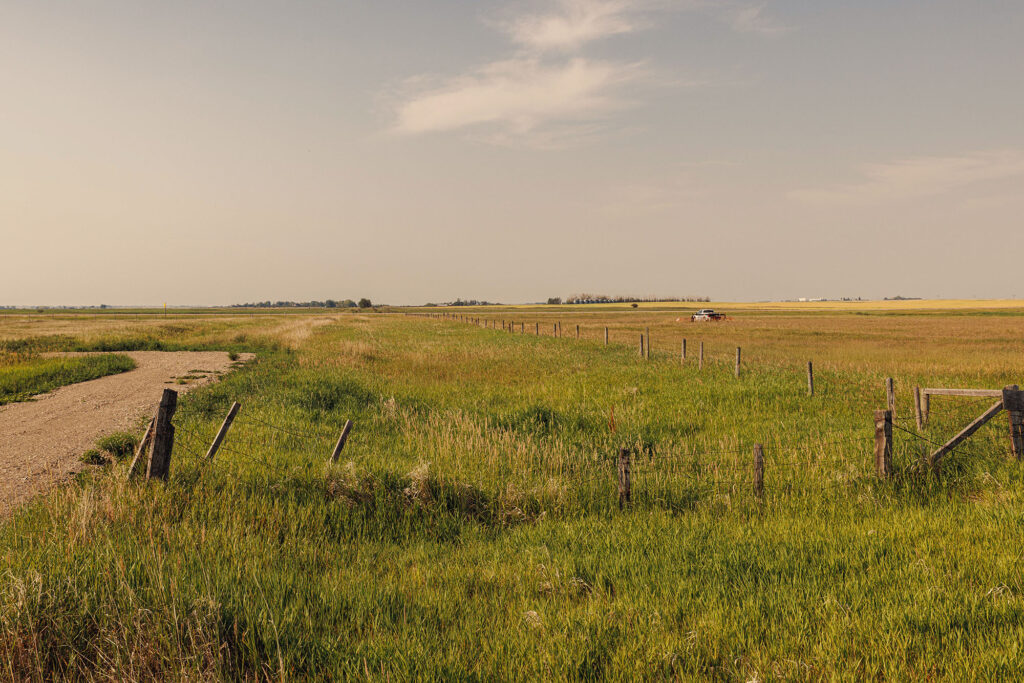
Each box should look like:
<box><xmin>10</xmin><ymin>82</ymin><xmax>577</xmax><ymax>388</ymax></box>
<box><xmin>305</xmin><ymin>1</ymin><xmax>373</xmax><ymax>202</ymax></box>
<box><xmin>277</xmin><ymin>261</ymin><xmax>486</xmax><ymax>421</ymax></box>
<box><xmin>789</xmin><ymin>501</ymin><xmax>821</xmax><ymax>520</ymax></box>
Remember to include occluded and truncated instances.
<box><xmin>1004</xmin><ymin>385</ymin><xmax>1024</xmax><ymax>459</ymax></box>
<box><xmin>874</xmin><ymin>409</ymin><xmax>893</xmax><ymax>479</ymax></box>
<box><xmin>329</xmin><ymin>420</ymin><xmax>354</xmax><ymax>464</ymax></box>
<box><xmin>148</xmin><ymin>388</ymin><xmax>178</xmax><ymax>481</ymax></box>
<box><xmin>617</xmin><ymin>448</ymin><xmax>631</xmax><ymax>510</ymax></box>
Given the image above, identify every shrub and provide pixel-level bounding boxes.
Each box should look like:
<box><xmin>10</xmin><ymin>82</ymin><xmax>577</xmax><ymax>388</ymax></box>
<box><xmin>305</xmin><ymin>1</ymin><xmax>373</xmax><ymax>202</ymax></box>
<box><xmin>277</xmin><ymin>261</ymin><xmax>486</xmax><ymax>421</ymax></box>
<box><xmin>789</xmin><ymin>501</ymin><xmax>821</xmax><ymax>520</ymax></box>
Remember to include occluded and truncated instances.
<box><xmin>80</xmin><ymin>449</ymin><xmax>105</xmax><ymax>465</ymax></box>
<box><xmin>95</xmin><ymin>432</ymin><xmax>139</xmax><ymax>460</ymax></box>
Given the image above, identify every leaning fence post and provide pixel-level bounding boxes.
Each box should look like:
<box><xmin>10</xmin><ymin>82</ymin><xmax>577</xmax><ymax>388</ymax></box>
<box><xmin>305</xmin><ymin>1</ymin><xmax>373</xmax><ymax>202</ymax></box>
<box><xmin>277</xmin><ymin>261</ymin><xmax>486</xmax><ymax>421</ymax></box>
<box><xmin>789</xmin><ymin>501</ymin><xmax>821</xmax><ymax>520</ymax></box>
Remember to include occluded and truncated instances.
<box><xmin>874</xmin><ymin>409</ymin><xmax>893</xmax><ymax>479</ymax></box>
<box><xmin>329</xmin><ymin>420</ymin><xmax>354</xmax><ymax>463</ymax></box>
<box><xmin>753</xmin><ymin>443</ymin><xmax>764</xmax><ymax>500</ymax></box>
<box><xmin>205</xmin><ymin>402</ymin><xmax>241</xmax><ymax>460</ymax></box>
<box><xmin>147</xmin><ymin>388</ymin><xmax>178</xmax><ymax>481</ymax></box>
<box><xmin>735</xmin><ymin>347</ymin><xmax>741</xmax><ymax>378</ymax></box>
<box><xmin>127</xmin><ymin>418</ymin><xmax>155</xmax><ymax>480</ymax></box>
<box><xmin>886</xmin><ymin>377</ymin><xmax>895</xmax><ymax>416</ymax></box>
<box><xmin>1003</xmin><ymin>385</ymin><xmax>1024</xmax><ymax>459</ymax></box>
<box><xmin>617</xmin><ymin>448</ymin><xmax>631</xmax><ymax>509</ymax></box>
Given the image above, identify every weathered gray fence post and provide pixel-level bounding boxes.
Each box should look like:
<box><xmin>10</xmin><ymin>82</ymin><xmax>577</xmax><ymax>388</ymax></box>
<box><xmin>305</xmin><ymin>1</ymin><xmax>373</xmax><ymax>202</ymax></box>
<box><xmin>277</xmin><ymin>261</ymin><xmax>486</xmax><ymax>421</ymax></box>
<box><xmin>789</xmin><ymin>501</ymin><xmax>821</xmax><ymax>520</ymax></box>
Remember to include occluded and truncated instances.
<box><xmin>329</xmin><ymin>419</ymin><xmax>354</xmax><ymax>463</ymax></box>
<box><xmin>617</xmin><ymin>448</ymin><xmax>631</xmax><ymax>509</ymax></box>
<box><xmin>645</xmin><ymin>327</ymin><xmax>650</xmax><ymax>360</ymax></box>
<box><xmin>874</xmin><ymin>409</ymin><xmax>893</xmax><ymax>479</ymax></box>
<box><xmin>699</xmin><ymin>341</ymin><xmax>704</xmax><ymax>370</ymax></box>
<box><xmin>753</xmin><ymin>443</ymin><xmax>764</xmax><ymax>500</ymax></box>
<box><xmin>886</xmin><ymin>377</ymin><xmax>895</xmax><ymax>416</ymax></box>
<box><xmin>1004</xmin><ymin>385</ymin><xmax>1024</xmax><ymax>459</ymax></box>
<box><xmin>807</xmin><ymin>361</ymin><xmax>814</xmax><ymax>396</ymax></box>
<box><xmin>205</xmin><ymin>402</ymin><xmax>241</xmax><ymax>460</ymax></box>
<box><xmin>639</xmin><ymin>334</ymin><xmax>645</xmax><ymax>358</ymax></box>
<box><xmin>914</xmin><ymin>386</ymin><xmax>924</xmax><ymax>431</ymax></box>
<box><xmin>147</xmin><ymin>389</ymin><xmax>178</xmax><ymax>481</ymax></box>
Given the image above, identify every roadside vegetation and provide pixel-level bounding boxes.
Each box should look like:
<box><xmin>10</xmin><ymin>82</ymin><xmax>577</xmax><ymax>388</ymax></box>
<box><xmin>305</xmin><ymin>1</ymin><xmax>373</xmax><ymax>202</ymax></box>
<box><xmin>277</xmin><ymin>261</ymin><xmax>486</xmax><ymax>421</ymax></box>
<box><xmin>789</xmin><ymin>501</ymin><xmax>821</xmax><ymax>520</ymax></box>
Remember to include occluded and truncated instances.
<box><xmin>1</xmin><ymin>307</ymin><xmax>1024</xmax><ymax>679</ymax></box>
<box><xmin>0</xmin><ymin>353</ymin><xmax>136</xmax><ymax>405</ymax></box>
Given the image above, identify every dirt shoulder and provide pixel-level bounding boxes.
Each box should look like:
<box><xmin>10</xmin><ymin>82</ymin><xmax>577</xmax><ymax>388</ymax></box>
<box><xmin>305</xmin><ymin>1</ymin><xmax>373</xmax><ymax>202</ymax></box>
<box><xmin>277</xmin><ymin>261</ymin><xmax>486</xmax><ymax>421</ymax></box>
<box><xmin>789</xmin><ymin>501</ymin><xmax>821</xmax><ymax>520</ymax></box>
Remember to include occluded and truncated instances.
<box><xmin>0</xmin><ymin>350</ymin><xmax>253</xmax><ymax>516</ymax></box>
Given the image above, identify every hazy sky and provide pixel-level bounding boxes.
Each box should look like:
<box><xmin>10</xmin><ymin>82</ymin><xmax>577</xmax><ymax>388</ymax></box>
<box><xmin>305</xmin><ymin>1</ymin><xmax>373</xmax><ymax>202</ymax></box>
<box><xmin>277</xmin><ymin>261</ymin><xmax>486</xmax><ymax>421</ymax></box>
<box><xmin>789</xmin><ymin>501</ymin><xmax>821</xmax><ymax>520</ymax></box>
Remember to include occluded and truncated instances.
<box><xmin>2</xmin><ymin>1</ymin><xmax>1023</xmax><ymax>305</ymax></box>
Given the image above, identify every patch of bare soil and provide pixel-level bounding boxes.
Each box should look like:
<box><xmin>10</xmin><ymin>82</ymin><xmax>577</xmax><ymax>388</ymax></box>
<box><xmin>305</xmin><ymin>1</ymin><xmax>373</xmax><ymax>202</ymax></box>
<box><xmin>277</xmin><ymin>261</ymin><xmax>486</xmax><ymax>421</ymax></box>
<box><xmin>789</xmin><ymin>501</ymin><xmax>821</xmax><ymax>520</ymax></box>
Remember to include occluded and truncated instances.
<box><xmin>0</xmin><ymin>351</ymin><xmax>253</xmax><ymax>516</ymax></box>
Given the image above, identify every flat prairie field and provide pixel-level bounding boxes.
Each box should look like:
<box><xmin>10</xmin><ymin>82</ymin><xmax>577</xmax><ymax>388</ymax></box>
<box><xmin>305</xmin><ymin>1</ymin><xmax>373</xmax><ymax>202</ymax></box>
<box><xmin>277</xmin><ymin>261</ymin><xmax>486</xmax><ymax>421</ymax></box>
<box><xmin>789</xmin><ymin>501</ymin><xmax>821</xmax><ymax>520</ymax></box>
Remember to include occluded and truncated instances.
<box><xmin>2</xmin><ymin>304</ymin><xmax>1024</xmax><ymax>680</ymax></box>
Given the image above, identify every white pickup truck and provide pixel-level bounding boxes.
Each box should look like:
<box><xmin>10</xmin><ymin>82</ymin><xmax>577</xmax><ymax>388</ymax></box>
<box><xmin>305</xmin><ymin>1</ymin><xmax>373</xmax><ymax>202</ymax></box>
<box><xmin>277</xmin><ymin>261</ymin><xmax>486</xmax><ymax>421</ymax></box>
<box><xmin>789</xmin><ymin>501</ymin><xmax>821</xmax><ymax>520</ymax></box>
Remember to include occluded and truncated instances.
<box><xmin>691</xmin><ymin>309</ymin><xmax>726</xmax><ymax>322</ymax></box>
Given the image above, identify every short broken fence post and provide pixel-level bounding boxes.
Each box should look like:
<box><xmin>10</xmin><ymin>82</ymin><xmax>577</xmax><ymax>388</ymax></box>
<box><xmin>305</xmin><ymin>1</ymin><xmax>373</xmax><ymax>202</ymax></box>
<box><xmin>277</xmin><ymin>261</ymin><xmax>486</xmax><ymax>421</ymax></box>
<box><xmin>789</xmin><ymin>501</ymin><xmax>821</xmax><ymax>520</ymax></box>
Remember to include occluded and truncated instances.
<box><xmin>329</xmin><ymin>420</ymin><xmax>354</xmax><ymax>463</ymax></box>
<box><xmin>753</xmin><ymin>444</ymin><xmax>764</xmax><ymax>500</ymax></box>
<box><xmin>147</xmin><ymin>388</ymin><xmax>178</xmax><ymax>481</ymax></box>
<box><xmin>1003</xmin><ymin>385</ymin><xmax>1024</xmax><ymax>459</ymax></box>
<box><xmin>807</xmin><ymin>361</ymin><xmax>814</xmax><ymax>396</ymax></box>
<box><xmin>205</xmin><ymin>402</ymin><xmax>241</xmax><ymax>460</ymax></box>
<box><xmin>874</xmin><ymin>409</ymin><xmax>893</xmax><ymax>479</ymax></box>
<box><xmin>617</xmin><ymin>448</ymin><xmax>631</xmax><ymax>509</ymax></box>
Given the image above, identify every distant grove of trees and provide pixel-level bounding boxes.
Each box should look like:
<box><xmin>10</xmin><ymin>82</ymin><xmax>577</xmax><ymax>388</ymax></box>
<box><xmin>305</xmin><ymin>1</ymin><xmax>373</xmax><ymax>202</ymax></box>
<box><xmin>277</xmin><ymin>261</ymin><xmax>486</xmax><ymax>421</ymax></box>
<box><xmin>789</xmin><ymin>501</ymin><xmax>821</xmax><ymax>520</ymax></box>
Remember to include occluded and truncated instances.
<box><xmin>548</xmin><ymin>294</ymin><xmax>711</xmax><ymax>305</ymax></box>
<box><xmin>231</xmin><ymin>298</ymin><xmax>373</xmax><ymax>308</ymax></box>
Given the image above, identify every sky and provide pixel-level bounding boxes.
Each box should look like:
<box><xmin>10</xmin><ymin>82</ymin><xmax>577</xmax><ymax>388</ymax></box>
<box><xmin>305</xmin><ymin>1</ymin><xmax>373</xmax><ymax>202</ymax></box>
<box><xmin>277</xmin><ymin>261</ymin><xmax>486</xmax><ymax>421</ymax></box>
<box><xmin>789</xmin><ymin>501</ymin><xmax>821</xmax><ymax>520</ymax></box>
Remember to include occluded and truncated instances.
<box><xmin>2</xmin><ymin>0</ymin><xmax>1023</xmax><ymax>306</ymax></box>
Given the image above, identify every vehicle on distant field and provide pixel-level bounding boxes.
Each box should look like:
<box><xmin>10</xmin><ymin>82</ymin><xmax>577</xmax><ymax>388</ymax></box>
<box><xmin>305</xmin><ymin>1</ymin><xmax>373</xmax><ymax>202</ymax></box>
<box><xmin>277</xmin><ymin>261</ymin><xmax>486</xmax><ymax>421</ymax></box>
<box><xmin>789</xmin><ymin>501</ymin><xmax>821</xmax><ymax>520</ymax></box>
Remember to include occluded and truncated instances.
<box><xmin>690</xmin><ymin>308</ymin><xmax>726</xmax><ymax>322</ymax></box>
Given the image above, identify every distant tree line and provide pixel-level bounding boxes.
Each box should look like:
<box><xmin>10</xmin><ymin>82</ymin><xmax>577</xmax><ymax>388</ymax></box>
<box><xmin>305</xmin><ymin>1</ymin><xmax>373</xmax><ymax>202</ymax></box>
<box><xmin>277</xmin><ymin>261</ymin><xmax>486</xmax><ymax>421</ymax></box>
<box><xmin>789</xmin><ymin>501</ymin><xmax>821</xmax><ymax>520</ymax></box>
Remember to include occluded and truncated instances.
<box><xmin>428</xmin><ymin>298</ymin><xmax>498</xmax><ymax>307</ymax></box>
<box><xmin>547</xmin><ymin>294</ymin><xmax>711</xmax><ymax>305</ymax></box>
<box><xmin>232</xmin><ymin>298</ymin><xmax>373</xmax><ymax>308</ymax></box>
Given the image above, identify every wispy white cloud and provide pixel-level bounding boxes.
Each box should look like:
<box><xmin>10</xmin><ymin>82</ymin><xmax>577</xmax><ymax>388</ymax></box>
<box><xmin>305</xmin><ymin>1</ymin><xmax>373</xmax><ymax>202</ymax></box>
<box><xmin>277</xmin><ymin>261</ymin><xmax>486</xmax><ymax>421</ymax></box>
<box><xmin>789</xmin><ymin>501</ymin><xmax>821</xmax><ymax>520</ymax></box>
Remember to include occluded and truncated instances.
<box><xmin>790</xmin><ymin>150</ymin><xmax>1024</xmax><ymax>206</ymax></box>
<box><xmin>394</xmin><ymin>57</ymin><xmax>642</xmax><ymax>138</ymax></box>
<box><xmin>505</xmin><ymin>0</ymin><xmax>643</xmax><ymax>51</ymax></box>
<box><xmin>390</xmin><ymin>0</ymin><xmax>788</xmax><ymax>145</ymax></box>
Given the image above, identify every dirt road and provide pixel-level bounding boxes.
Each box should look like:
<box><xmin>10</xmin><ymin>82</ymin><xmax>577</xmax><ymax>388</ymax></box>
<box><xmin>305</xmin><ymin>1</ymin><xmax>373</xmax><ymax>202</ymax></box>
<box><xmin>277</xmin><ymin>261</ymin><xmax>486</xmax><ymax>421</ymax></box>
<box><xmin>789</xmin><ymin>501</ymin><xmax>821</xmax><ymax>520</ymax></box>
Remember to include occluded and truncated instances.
<box><xmin>0</xmin><ymin>351</ymin><xmax>252</xmax><ymax>515</ymax></box>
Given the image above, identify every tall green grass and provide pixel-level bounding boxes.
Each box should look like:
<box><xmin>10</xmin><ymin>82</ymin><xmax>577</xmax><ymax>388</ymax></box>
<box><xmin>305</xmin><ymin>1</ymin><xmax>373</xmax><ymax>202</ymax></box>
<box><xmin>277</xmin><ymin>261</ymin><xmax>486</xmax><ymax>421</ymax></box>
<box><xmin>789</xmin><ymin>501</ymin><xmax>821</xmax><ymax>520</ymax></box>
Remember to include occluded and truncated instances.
<box><xmin>0</xmin><ymin>353</ymin><xmax>136</xmax><ymax>405</ymax></box>
<box><xmin>1</xmin><ymin>313</ymin><xmax>1023</xmax><ymax>679</ymax></box>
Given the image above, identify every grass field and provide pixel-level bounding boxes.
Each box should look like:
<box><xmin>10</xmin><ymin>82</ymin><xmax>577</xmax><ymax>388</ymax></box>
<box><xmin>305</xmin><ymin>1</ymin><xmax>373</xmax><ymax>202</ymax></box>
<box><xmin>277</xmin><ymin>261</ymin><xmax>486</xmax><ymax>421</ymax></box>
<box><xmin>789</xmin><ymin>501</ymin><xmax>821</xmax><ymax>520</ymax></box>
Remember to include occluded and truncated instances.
<box><xmin>0</xmin><ymin>352</ymin><xmax>136</xmax><ymax>405</ymax></box>
<box><xmin>1</xmin><ymin>305</ymin><xmax>1024</xmax><ymax>680</ymax></box>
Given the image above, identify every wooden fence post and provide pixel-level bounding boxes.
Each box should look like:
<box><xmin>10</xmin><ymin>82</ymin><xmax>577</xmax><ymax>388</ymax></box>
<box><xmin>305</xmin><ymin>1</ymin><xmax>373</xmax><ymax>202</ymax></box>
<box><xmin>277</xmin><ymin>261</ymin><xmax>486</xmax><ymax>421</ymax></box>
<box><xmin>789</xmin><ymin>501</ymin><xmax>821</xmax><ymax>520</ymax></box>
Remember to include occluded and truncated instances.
<box><xmin>886</xmin><ymin>377</ymin><xmax>895</xmax><ymax>416</ymax></box>
<box><xmin>807</xmin><ymin>361</ymin><xmax>814</xmax><ymax>397</ymax></box>
<box><xmin>576</xmin><ymin>324</ymin><xmax>580</xmax><ymax>340</ymax></box>
<box><xmin>205</xmin><ymin>402</ymin><xmax>241</xmax><ymax>460</ymax></box>
<box><xmin>922</xmin><ymin>392</ymin><xmax>930</xmax><ymax>426</ymax></box>
<box><xmin>681</xmin><ymin>339</ymin><xmax>686</xmax><ymax>362</ymax></box>
<box><xmin>147</xmin><ymin>388</ymin><xmax>178</xmax><ymax>481</ymax></box>
<box><xmin>1003</xmin><ymin>385</ymin><xmax>1024</xmax><ymax>459</ymax></box>
<box><xmin>699</xmin><ymin>341</ymin><xmax>704</xmax><ymax>370</ymax></box>
<box><xmin>127</xmin><ymin>418</ymin><xmax>155</xmax><ymax>480</ymax></box>
<box><xmin>329</xmin><ymin>420</ymin><xmax>354</xmax><ymax>463</ymax></box>
<box><xmin>914</xmin><ymin>387</ymin><xmax>924</xmax><ymax>431</ymax></box>
<box><xmin>735</xmin><ymin>347</ymin><xmax>741</xmax><ymax>378</ymax></box>
<box><xmin>617</xmin><ymin>448</ymin><xmax>631</xmax><ymax>509</ymax></box>
<box><xmin>753</xmin><ymin>443</ymin><xmax>764</xmax><ymax>500</ymax></box>
<box><xmin>553</xmin><ymin>323</ymin><xmax>557</xmax><ymax>336</ymax></box>
<box><xmin>520</xmin><ymin>322</ymin><xmax>524</xmax><ymax>334</ymax></box>
<box><xmin>604</xmin><ymin>327</ymin><xmax>609</xmax><ymax>346</ymax></box>
<box><xmin>645</xmin><ymin>327</ymin><xmax>650</xmax><ymax>360</ymax></box>
<box><xmin>535</xmin><ymin>322</ymin><xmax>539</xmax><ymax>335</ymax></box>
<box><xmin>639</xmin><ymin>334</ymin><xmax>645</xmax><ymax>358</ymax></box>
<box><xmin>874</xmin><ymin>409</ymin><xmax>893</xmax><ymax>479</ymax></box>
